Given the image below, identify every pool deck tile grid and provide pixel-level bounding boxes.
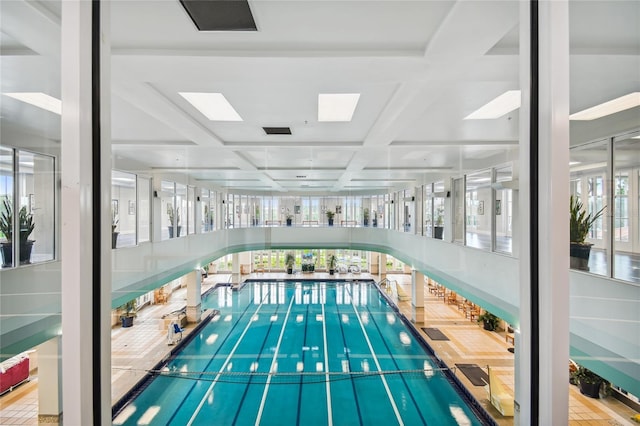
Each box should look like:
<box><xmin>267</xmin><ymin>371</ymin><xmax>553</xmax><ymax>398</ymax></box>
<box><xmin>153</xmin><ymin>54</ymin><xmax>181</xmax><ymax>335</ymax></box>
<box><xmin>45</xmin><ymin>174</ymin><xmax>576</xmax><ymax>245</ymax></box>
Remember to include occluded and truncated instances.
<box><xmin>0</xmin><ymin>272</ymin><xmax>636</xmax><ymax>425</ymax></box>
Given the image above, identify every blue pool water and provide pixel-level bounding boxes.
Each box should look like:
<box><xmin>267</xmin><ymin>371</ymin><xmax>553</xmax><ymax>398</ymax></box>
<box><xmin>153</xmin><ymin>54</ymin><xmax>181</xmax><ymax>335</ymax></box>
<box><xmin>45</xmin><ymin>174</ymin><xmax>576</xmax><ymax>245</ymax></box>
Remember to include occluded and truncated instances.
<box><xmin>113</xmin><ymin>280</ymin><xmax>485</xmax><ymax>425</ymax></box>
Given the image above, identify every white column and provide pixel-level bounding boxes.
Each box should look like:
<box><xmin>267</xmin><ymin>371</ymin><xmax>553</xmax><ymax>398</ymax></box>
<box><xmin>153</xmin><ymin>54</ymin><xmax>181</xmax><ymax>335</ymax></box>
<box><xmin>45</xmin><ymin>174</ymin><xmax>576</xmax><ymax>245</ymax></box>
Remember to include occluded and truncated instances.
<box><xmin>411</xmin><ymin>269</ymin><xmax>425</xmax><ymax>324</ymax></box>
<box><xmin>186</xmin><ymin>269</ymin><xmax>202</xmax><ymax>323</ymax></box>
<box><xmin>517</xmin><ymin>2</ymin><xmax>570</xmax><ymax>425</ymax></box>
<box><xmin>232</xmin><ymin>252</ymin><xmax>240</xmax><ymax>283</ymax></box>
<box><xmin>37</xmin><ymin>337</ymin><xmax>62</xmax><ymax>423</ymax></box>
<box><xmin>379</xmin><ymin>253</ymin><xmax>387</xmax><ymax>279</ymax></box>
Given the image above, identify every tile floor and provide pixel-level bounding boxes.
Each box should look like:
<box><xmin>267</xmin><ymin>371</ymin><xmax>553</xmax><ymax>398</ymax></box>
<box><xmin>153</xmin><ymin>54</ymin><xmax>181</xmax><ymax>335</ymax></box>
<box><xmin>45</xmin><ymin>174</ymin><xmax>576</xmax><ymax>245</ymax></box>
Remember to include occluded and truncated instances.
<box><xmin>0</xmin><ymin>272</ymin><xmax>636</xmax><ymax>425</ymax></box>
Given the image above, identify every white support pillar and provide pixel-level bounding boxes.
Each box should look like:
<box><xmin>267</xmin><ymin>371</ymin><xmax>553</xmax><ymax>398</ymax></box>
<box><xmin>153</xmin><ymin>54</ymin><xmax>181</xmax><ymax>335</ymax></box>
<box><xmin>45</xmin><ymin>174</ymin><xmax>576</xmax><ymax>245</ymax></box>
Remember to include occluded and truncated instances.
<box><xmin>232</xmin><ymin>252</ymin><xmax>241</xmax><ymax>284</ymax></box>
<box><xmin>61</xmin><ymin>2</ymin><xmax>112</xmax><ymax>424</ymax></box>
<box><xmin>186</xmin><ymin>269</ymin><xmax>202</xmax><ymax>323</ymax></box>
<box><xmin>379</xmin><ymin>253</ymin><xmax>387</xmax><ymax>280</ymax></box>
<box><xmin>37</xmin><ymin>337</ymin><xmax>62</xmax><ymax>423</ymax></box>
<box><xmin>517</xmin><ymin>2</ymin><xmax>570</xmax><ymax>425</ymax></box>
<box><xmin>411</xmin><ymin>269</ymin><xmax>425</xmax><ymax>324</ymax></box>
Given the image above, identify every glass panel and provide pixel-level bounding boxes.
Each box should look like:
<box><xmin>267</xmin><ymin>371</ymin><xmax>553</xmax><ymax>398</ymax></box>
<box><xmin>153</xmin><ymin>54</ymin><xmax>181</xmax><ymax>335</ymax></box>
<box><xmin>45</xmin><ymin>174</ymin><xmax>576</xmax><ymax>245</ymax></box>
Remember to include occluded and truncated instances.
<box><xmin>18</xmin><ymin>151</ymin><xmax>55</xmax><ymax>263</ymax></box>
<box><xmin>0</xmin><ymin>148</ymin><xmax>14</xmax><ymax>268</ymax></box>
<box><xmin>494</xmin><ymin>166</ymin><xmax>513</xmax><ymax>254</ymax></box>
<box><xmin>433</xmin><ymin>181</ymin><xmax>445</xmax><ymax>240</ymax></box>
<box><xmin>160</xmin><ymin>180</ymin><xmax>175</xmax><ymax>240</ymax></box>
<box><xmin>187</xmin><ymin>186</ymin><xmax>195</xmax><ymax>235</ymax></box>
<box><xmin>201</xmin><ymin>189</ymin><xmax>211</xmax><ymax>232</ymax></box>
<box><xmin>453</xmin><ymin>178</ymin><xmax>464</xmax><ymax>244</ymax></box>
<box><xmin>465</xmin><ymin>169</ymin><xmax>491</xmax><ymax>250</ymax></box>
<box><xmin>614</xmin><ymin>133</ymin><xmax>640</xmax><ymax>282</ymax></box>
<box><xmin>111</xmin><ymin>170</ymin><xmax>136</xmax><ymax>248</ymax></box>
<box><xmin>569</xmin><ymin>140</ymin><xmax>608</xmax><ymax>276</ymax></box>
<box><xmin>138</xmin><ymin>177</ymin><xmax>150</xmax><ymax>243</ymax></box>
<box><xmin>424</xmin><ymin>184</ymin><xmax>433</xmax><ymax>237</ymax></box>
<box><xmin>176</xmin><ymin>184</ymin><xmax>187</xmax><ymax>237</ymax></box>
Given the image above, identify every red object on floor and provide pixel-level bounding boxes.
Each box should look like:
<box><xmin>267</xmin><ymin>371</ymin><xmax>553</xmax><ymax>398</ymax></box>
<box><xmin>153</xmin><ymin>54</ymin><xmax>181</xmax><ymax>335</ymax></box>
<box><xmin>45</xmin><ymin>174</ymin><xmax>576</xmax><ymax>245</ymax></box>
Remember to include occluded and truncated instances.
<box><xmin>0</xmin><ymin>353</ymin><xmax>29</xmax><ymax>394</ymax></box>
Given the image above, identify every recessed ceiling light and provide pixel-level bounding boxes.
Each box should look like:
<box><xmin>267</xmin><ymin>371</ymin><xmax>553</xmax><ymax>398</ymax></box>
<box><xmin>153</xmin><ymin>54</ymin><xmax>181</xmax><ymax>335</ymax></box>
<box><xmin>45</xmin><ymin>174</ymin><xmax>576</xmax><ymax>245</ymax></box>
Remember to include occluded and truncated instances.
<box><xmin>178</xmin><ymin>92</ymin><xmax>243</xmax><ymax>121</ymax></box>
<box><xmin>569</xmin><ymin>161</ymin><xmax>581</xmax><ymax>165</ymax></box>
<box><xmin>464</xmin><ymin>90</ymin><xmax>521</xmax><ymax>120</ymax></box>
<box><xmin>318</xmin><ymin>93</ymin><xmax>360</xmax><ymax>122</ymax></box>
<box><xmin>631</xmin><ymin>135</ymin><xmax>640</xmax><ymax>140</ymax></box>
<box><xmin>4</xmin><ymin>92</ymin><xmax>61</xmax><ymax>115</ymax></box>
<box><xmin>570</xmin><ymin>92</ymin><xmax>640</xmax><ymax>121</ymax></box>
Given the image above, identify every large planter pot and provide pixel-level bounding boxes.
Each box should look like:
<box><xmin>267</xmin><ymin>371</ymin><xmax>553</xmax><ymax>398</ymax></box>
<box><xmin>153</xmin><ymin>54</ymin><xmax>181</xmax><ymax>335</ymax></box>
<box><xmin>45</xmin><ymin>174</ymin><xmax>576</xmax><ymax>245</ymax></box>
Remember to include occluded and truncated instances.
<box><xmin>287</xmin><ymin>267</ymin><xmax>293</xmax><ymax>274</ymax></box>
<box><xmin>112</xmin><ymin>232</ymin><xmax>119</xmax><ymax>249</ymax></box>
<box><xmin>570</xmin><ymin>242</ymin><xmax>592</xmax><ymax>271</ymax></box>
<box><xmin>121</xmin><ymin>316</ymin><xmax>134</xmax><ymax>328</ymax></box>
<box><xmin>363</xmin><ymin>219</ymin><xmax>369</xmax><ymax>226</ymax></box>
<box><xmin>168</xmin><ymin>226</ymin><xmax>182</xmax><ymax>238</ymax></box>
<box><xmin>434</xmin><ymin>226</ymin><xmax>444</xmax><ymax>240</ymax></box>
<box><xmin>483</xmin><ymin>319</ymin><xmax>496</xmax><ymax>331</ymax></box>
<box><xmin>328</xmin><ymin>219</ymin><xmax>334</xmax><ymax>226</ymax></box>
<box><xmin>286</xmin><ymin>219</ymin><xmax>292</xmax><ymax>226</ymax></box>
<box><xmin>1</xmin><ymin>240</ymin><xmax>34</xmax><ymax>267</ymax></box>
<box><xmin>329</xmin><ymin>269</ymin><xmax>335</xmax><ymax>275</ymax></box>
<box><xmin>579</xmin><ymin>380</ymin><xmax>601</xmax><ymax>398</ymax></box>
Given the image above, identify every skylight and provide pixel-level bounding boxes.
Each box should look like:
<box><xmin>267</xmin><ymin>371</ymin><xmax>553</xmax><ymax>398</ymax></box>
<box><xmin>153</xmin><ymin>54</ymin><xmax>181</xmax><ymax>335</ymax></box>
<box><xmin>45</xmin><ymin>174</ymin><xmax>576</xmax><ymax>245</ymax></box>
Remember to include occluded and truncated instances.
<box><xmin>464</xmin><ymin>90</ymin><xmax>521</xmax><ymax>120</ymax></box>
<box><xmin>570</xmin><ymin>92</ymin><xmax>640</xmax><ymax>121</ymax></box>
<box><xmin>318</xmin><ymin>93</ymin><xmax>360</xmax><ymax>122</ymax></box>
<box><xmin>179</xmin><ymin>92</ymin><xmax>243</xmax><ymax>121</ymax></box>
<box><xmin>4</xmin><ymin>92</ymin><xmax>61</xmax><ymax>115</ymax></box>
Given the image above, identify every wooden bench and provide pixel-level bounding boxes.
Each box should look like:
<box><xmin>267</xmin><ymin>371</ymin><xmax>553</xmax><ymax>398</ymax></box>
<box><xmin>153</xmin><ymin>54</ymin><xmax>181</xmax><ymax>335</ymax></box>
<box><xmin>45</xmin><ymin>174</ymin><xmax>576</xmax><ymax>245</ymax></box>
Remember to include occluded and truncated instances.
<box><xmin>265</xmin><ymin>220</ymin><xmax>282</xmax><ymax>226</ymax></box>
<box><xmin>505</xmin><ymin>334</ymin><xmax>515</xmax><ymax>345</ymax></box>
<box><xmin>302</xmin><ymin>220</ymin><xmax>319</xmax><ymax>226</ymax></box>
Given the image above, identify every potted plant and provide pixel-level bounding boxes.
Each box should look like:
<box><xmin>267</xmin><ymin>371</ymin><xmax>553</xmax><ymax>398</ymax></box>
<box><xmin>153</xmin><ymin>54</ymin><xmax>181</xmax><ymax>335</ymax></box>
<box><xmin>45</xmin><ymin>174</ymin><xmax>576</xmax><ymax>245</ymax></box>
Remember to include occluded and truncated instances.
<box><xmin>252</xmin><ymin>206</ymin><xmax>260</xmax><ymax>226</ymax></box>
<box><xmin>168</xmin><ymin>205</ymin><xmax>181</xmax><ymax>238</ymax></box>
<box><xmin>477</xmin><ymin>311</ymin><xmax>500</xmax><ymax>331</ymax></box>
<box><xmin>574</xmin><ymin>366</ymin><xmax>604</xmax><ymax>398</ymax></box>
<box><xmin>285</xmin><ymin>252</ymin><xmax>295</xmax><ymax>274</ymax></box>
<box><xmin>372</xmin><ymin>211</ymin><xmax>378</xmax><ymax>227</ymax></box>
<box><xmin>302</xmin><ymin>252</ymin><xmax>315</xmax><ymax>273</ymax></box>
<box><xmin>112</xmin><ymin>214</ymin><xmax>119</xmax><ymax>249</ymax></box>
<box><xmin>570</xmin><ymin>195</ymin><xmax>605</xmax><ymax>271</ymax></box>
<box><xmin>434</xmin><ymin>206</ymin><xmax>444</xmax><ymax>239</ymax></box>
<box><xmin>363</xmin><ymin>208</ymin><xmax>370</xmax><ymax>226</ymax></box>
<box><xmin>0</xmin><ymin>198</ymin><xmax>35</xmax><ymax>267</ymax></box>
<box><xmin>328</xmin><ymin>254</ymin><xmax>337</xmax><ymax>275</ymax></box>
<box><xmin>326</xmin><ymin>210</ymin><xmax>335</xmax><ymax>226</ymax></box>
<box><xmin>119</xmin><ymin>299</ymin><xmax>137</xmax><ymax>328</ymax></box>
<box><xmin>286</xmin><ymin>213</ymin><xmax>293</xmax><ymax>226</ymax></box>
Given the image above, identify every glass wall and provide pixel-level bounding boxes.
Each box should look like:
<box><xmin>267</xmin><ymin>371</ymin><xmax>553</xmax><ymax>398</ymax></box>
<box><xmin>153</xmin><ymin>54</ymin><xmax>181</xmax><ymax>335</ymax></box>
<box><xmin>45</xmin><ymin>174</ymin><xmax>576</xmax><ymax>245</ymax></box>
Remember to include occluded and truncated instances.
<box><xmin>187</xmin><ymin>186</ymin><xmax>195</xmax><ymax>235</ymax></box>
<box><xmin>111</xmin><ymin>170</ymin><xmax>137</xmax><ymax>249</ymax></box>
<box><xmin>465</xmin><ymin>169</ymin><xmax>491</xmax><ymax>250</ymax></box>
<box><xmin>1</xmin><ymin>149</ymin><xmax>55</xmax><ymax>267</ymax></box>
<box><xmin>138</xmin><ymin>176</ymin><xmax>150</xmax><ymax>243</ymax></box>
<box><xmin>494</xmin><ymin>166</ymin><xmax>513</xmax><ymax>254</ymax></box>
<box><xmin>452</xmin><ymin>177</ymin><xmax>464</xmax><ymax>244</ymax></box>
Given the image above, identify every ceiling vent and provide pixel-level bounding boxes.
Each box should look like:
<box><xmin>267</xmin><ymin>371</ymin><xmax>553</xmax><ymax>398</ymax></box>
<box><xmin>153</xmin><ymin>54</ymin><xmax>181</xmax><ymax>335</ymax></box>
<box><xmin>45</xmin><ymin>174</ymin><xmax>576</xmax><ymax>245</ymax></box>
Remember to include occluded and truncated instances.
<box><xmin>180</xmin><ymin>0</ymin><xmax>257</xmax><ymax>31</ymax></box>
<box><xmin>263</xmin><ymin>127</ymin><xmax>291</xmax><ymax>135</ymax></box>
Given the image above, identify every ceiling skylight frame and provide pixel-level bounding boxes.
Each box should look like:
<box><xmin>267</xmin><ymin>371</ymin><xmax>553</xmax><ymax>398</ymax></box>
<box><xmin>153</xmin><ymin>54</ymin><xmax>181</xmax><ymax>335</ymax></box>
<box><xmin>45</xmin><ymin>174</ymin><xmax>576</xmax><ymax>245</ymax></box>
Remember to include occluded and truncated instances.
<box><xmin>570</xmin><ymin>92</ymin><xmax>640</xmax><ymax>121</ymax></box>
<box><xmin>318</xmin><ymin>93</ymin><xmax>361</xmax><ymax>122</ymax></box>
<box><xmin>464</xmin><ymin>90</ymin><xmax>521</xmax><ymax>120</ymax></box>
<box><xmin>179</xmin><ymin>92</ymin><xmax>243</xmax><ymax>121</ymax></box>
<box><xmin>4</xmin><ymin>92</ymin><xmax>62</xmax><ymax>115</ymax></box>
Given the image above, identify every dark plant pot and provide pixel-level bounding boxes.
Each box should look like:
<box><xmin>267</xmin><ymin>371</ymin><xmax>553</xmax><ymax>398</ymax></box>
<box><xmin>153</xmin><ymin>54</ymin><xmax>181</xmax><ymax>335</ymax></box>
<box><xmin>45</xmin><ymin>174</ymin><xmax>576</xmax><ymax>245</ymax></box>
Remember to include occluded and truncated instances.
<box><xmin>373</xmin><ymin>219</ymin><xmax>377</xmax><ymax>227</ymax></box>
<box><xmin>483</xmin><ymin>319</ymin><xmax>496</xmax><ymax>331</ymax></box>
<box><xmin>579</xmin><ymin>380</ymin><xmax>601</xmax><ymax>398</ymax></box>
<box><xmin>168</xmin><ymin>226</ymin><xmax>182</xmax><ymax>238</ymax></box>
<box><xmin>286</xmin><ymin>219</ymin><xmax>292</xmax><ymax>226</ymax></box>
<box><xmin>363</xmin><ymin>219</ymin><xmax>369</xmax><ymax>226</ymax></box>
<box><xmin>434</xmin><ymin>226</ymin><xmax>444</xmax><ymax>240</ymax></box>
<box><xmin>1</xmin><ymin>240</ymin><xmax>34</xmax><ymax>267</ymax></box>
<box><xmin>287</xmin><ymin>267</ymin><xmax>293</xmax><ymax>274</ymax></box>
<box><xmin>329</xmin><ymin>269</ymin><xmax>335</xmax><ymax>275</ymax></box>
<box><xmin>570</xmin><ymin>243</ymin><xmax>591</xmax><ymax>271</ymax></box>
<box><xmin>328</xmin><ymin>219</ymin><xmax>334</xmax><ymax>226</ymax></box>
<box><xmin>121</xmin><ymin>316</ymin><xmax>134</xmax><ymax>328</ymax></box>
<box><xmin>112</xmin><ymin>232</ymin><xmax>119</xmax><ymax>249</ymax></box>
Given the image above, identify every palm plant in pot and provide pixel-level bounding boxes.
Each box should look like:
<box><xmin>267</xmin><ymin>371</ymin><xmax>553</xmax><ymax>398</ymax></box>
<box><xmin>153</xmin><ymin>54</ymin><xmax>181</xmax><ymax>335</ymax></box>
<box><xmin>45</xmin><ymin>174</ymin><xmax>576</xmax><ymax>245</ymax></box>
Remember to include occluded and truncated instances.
<box><xmin>286</xmin><ymin>213</ymin><xmax>293</xmax><ymax>226</ymax></box>
<box><xmin>119</xmin><ymin>299</ymin><xmax>137</xmax><ymax>328</ymax></box>
<box><xmin>574</xmin><ymin>366</ymin><xmax>604</xmax><ymax>398</ymax></box>
<box><xmin>570</xmin><ymin>195</ymin><xmax>605</xmax><ymax>271</ymax></box>
<box><xmin>327</xmin><ymin>254</ymin><xmax>337</xmax><ymax>275</ymax></box>
<box><xmin>285</xmin><ymin>252</ymin><xmax>295</xmax><ymax>274</ymax></box>
<box><xmin>168</xmin><ymin>205</ymin><xmax>181</xmax><ymax>238</ymax></box>
<box><xmin>326</xmin><ymin>210</ymin><xmax>335</xmax><ymax>226</ymax></box>
<box><xmin>477</xmin><ymin>311</ymin><xmax>500</xmax><ymax>331</ymax></box>
<box><xmin>0</xmin><ymin>198</ymin><xmax>35</xmax><ymax>267</ymax></box>
<box><xmin>363</xmin><ymin>208</ymin><xmax>370</xmax><ymax>226</ymax></box>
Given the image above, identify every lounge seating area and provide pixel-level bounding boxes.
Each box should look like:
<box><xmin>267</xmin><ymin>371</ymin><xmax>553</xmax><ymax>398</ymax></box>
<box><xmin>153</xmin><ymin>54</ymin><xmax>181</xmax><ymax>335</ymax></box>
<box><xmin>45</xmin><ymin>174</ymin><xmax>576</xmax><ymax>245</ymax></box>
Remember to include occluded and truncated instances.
<box><xmin>0</xmin><ymin>353</ymin><xmax>30</xmax><ymax>395</ymax></box>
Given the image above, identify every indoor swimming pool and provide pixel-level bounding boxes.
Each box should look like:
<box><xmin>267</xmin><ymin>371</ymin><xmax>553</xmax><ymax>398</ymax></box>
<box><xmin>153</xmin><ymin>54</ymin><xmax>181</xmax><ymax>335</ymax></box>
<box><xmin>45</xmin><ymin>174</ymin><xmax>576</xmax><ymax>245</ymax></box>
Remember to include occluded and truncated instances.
<box><xmin>112</xmin><ymin>280</ymin><xmax>486</xmax><ymax>425</ymax></box>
